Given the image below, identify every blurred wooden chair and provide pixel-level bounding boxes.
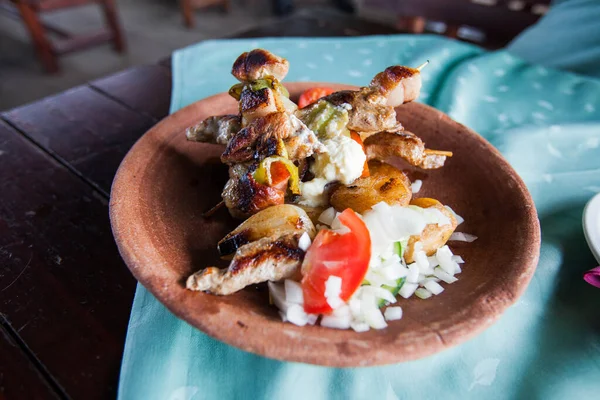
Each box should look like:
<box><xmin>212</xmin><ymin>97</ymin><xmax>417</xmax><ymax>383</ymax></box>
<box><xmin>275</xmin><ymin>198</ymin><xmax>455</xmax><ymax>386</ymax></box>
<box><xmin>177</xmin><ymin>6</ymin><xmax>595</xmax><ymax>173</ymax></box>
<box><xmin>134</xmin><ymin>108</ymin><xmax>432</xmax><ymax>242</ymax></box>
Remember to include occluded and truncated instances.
<box><xmin>362</xmin><ymin>0</ymin><xmax>552</xmax><ymax>48</ymax></box>
<box><xmin>180</xmin><ymin>0</ymin><xmax>229</xmax><ymax>28</ymax></box>
<box><xmin>1</xmin><ymin>0</ymin><xmax>126</xmax><ymax>73</ymax></box>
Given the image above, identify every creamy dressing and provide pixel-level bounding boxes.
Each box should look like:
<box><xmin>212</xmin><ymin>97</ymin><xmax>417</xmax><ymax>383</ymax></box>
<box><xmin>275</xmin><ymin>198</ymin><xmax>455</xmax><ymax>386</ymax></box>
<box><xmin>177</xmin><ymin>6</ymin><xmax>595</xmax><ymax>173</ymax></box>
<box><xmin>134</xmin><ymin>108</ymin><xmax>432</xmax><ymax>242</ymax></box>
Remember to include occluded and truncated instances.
<box><xmin>298</xmin><ymin>135</ymin><xmax>366</xmax><ymax>207</ymax></box>
<box><xmin>298</xmin><ymin>178</ymin><xmax>329</xmax><ymax>207</ymax></box>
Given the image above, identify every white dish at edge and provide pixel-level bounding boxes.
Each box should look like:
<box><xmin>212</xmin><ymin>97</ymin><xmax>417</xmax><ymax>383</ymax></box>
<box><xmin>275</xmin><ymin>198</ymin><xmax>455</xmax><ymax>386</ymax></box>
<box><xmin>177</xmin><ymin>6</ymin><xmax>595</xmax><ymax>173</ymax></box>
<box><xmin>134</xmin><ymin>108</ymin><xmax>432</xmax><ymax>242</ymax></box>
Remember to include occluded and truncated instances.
<box><xmin>583</xmin><ymin>192</ymin><xmax>600</xmax><ymax>265</ymax></box>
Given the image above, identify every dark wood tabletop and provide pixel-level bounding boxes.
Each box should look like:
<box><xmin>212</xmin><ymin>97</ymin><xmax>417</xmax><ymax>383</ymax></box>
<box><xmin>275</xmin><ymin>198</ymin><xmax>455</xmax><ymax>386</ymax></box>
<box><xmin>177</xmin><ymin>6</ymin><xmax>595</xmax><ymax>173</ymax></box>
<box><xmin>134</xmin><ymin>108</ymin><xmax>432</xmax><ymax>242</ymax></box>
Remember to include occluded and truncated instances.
<box><xmin>0</xmin><ymin>11</ymin><xmax>400</xmax><ymax>399</ymax></box>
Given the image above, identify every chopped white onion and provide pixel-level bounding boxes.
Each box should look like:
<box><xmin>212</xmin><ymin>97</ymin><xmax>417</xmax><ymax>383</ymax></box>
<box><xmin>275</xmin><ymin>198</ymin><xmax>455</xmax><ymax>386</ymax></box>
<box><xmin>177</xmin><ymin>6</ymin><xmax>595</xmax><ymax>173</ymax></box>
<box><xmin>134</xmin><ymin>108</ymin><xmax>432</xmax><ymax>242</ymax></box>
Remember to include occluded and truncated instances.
<box><xmin>325</xmin><ymin>275</ymin><xmax>344</xmax><ymax>309</ymax></box>
<box><xmin>380</xmin><ymin>263</ymin><xmax>408</xmax><ymax>280</ymax></box>
<box><xmin>321</xmin><ymin>313</ymin><xmax>351</xmax><ymax>329</ymax></box>
<box><xmin>444</xmin><ymin>205</ymin><xmax>464</xmax><ymax>225</ymax></box>
<box><xmin>268</xmin><ymin>281</ymin><xmax>289</xmax><ymax>313</ymax></box>
<box><xmin>433</xmin><ymin>267</ymin><xmax>458</xmax><ymax>284</ymax></box>
<box><xmin>350</xmin><ymin>321</ymin><xmax>370</xmax><ymax>332</ymax></box>
<box><xmin>348</xmin><ymin>298</ymin><xmax>362</xmax><ymax>317</ymax></box>
<box><xmin>411</xmin><ymin>179</ymin><xmax>423</xmax><ymax>193</ymax></box>
<box><xmin>449</xmin><ymin>232</ymin><xmax>478</xmax><ymax>242</ymax></box>
<box><xmin>330</xmin><ymin>216</ymin><xmax>350</xmax><ymax>234</ymax></box>
<box><xmin>286</xmin><ymin>304</ymin><xmax>309</xmax><ymax>326</ymax></box>
<box><xmin>359</xmin><ymin>292</ymin><xmax>387</xmax><ymax>329</ymax></box>
<box><xmin>417</xmin><ymin>262</ymin><xmax>434</xmax><ymax>276</ymax></box>
<box><xmin>326</xmin><ymin>296</ymin><xmax>344</xmax><ymax>310</ymax></box>
<box><xmin>307</xmin><ymin>314</ymin><xmax>319</xmax><ymax>325</ymax></box>
<box><xmin>364</xmin><ymin>307</ymin><xmax>387</xmax><ymax>329</ymax></box>
<box><xmin>298</xmin><ymin>232</ymin><xmax>312</xmax><ymax>251</ymax></box>
<box><xmin>428</xmin><ymin>256</ymin><xmax>440</xmax><ymax>268</ymax></box>
<box><xmin>365</xmin><ymin>270</ymin><xmax>397</xmax><ymax>288</ymax></box>
<box><xmin>423</xmin><ymin>280</ymin><xmax>445</xmax><ymax>295</ymax></box>
<box><xmin>407</xmin><ymin>264</ymin><xmax>420</xmax><ymax>283</ymax></box>
<box><xmin>436</xmin><ymin>245</ymin><xmax>459</xmax><ymax>275</ymax></box>
<box><xmin>362</xmin><ymin>286</ymin><xmax>397</xmax><ymax>304</ymax></box>
<box><xmin>284</xmin><ymin>279</ymin><xmax>304</xmax><ymax>304</ymax></box>
<box><xmin>452</xmin><ymin>255</ymin><xmax>465</xmax><ymax>264</ymax></box>
<box><xmin>399</xmin><ymin>282</ymin><xmax>418</xmax><ymax>298</ymax></box>
<box><xmin>318</xmin><ymin>207</ymin><xmax>337</xmax><ymax>226</ymax></box>
<box><xmin>332</xmin><ymin>305</ymin><xmax>351</xmax><ymax>318</ymax></box>
<box><xmin>384</xmin><ymin>306</ymin><xmax>403</xmax><ymax>321</ymax></box>
<box><xmin>415</xmin><ymin>288</ymin><xmax>432</xmax><ymax>299</ymax></box>
<box><xmin>414</xmin><ymin>245</ymin><xmax>431</xmax><ymax>274</ymax></box>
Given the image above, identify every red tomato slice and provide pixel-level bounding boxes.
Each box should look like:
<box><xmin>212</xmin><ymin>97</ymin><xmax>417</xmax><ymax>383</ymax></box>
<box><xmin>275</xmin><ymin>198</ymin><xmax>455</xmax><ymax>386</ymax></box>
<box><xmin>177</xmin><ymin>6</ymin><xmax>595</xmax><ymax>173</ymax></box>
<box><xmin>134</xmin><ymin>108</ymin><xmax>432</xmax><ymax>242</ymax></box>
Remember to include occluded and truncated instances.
<box><xmin>301</xmin><ymin>209</ymin><xmax>371</xmax><ymax>314</ymax></box>
<box><xmin>269</xmin><ymin>161</ymin><xmax>291</xmax><ymax>189</ymax></box>
<box><xmin>298</xmin><ymin>87</ymin><xmax>335</xmax><ymax>108</ymax></box>
<box><xmin>349</xmin><ymin>131</ymin><xmax>370</xmax><ymax>178</ymax></box>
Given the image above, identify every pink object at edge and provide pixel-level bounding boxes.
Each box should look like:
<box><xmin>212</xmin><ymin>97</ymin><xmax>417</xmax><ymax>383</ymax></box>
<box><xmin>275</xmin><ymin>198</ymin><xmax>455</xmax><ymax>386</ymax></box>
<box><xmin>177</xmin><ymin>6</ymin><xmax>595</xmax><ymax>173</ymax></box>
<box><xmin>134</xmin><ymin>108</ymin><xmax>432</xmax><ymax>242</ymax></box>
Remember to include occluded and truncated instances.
<box><xmin>584</xmin><ymin>266</ymin><xmax>600</xmax><ymax>288</ymax></box>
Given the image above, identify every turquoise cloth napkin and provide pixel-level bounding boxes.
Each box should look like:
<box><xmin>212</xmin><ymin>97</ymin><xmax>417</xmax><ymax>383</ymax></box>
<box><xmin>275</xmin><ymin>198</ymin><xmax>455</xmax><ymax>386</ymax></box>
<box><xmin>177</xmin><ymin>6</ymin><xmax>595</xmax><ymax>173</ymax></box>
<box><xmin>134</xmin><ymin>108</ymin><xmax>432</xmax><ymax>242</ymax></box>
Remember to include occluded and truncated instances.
<box><xmin>119</xmin><ymin>34</ymin><xmax>600</xmax><ymax>399</ymax></box>
<box><xmin>508</xmin><ymin>0</ymin><xmax>600</xmax><ymax>78</ymax></box>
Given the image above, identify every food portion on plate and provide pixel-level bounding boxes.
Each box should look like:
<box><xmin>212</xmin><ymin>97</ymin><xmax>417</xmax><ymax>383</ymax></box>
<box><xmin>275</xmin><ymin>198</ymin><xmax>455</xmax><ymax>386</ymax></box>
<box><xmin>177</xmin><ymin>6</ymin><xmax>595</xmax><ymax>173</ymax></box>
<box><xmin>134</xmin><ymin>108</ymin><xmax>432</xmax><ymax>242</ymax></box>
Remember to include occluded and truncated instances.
<box><xmin>184</xmin><ymin>49</ymin><xmax>476</xmax><ymax>332</ymax></box>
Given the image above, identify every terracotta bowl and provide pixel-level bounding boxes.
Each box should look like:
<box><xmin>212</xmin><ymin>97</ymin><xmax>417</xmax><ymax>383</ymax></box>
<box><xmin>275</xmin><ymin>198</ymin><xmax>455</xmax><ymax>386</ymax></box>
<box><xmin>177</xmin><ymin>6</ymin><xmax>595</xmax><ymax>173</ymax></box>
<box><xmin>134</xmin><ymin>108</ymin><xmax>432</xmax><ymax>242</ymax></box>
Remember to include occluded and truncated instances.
<box><xmin>110</xmin><ymin>82</ymin><xmax>540</xmax><ymax>367</ymax></box>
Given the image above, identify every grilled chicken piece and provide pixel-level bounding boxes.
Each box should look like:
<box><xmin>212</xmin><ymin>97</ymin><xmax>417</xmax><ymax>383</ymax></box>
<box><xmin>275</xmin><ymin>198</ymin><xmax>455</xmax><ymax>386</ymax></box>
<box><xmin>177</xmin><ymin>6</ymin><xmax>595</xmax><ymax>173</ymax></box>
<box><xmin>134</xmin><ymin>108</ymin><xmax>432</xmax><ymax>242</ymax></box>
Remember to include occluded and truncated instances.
<box><xmin>329</xmin><ymin>161</ymin><xmax>412</xmax><ymax>214</ymax></box>
<box><xmin>364</xmin><ymin>131</ymin><xmax>452</xmax><ymax>170</ymax></box>
<box><xmin>299</xmin><ymin>64</ymin><xmax>422</xmax><ymax>135</ymax></box>
<box><xmin>239</xmin><ymin>86</ymin><xmax>283</xmax><ymax>125</ymax></box>
<box><xmin>222</xmin><ymin>164</ymin><xmax>289</xmax><ymax>219</ymax></box>
<box><xmin>232</xmin><ymin>49</ymin><xmax>290</xmax><ymax>82</ymax></box>
<box><xmin>186</xmin><ymin>115</ymin><xmax>241</xmax><ymax>144</ymax></box>
<box><xmin>370</xmin><ymin>65</ymin><xmax>422</xmax><ymax>107</ymax></box>
<box><xmin>307</xmin><ymin>89</ymin><xmax>401</xmax><ymax>135</ymax></box>
<box><xmin>222</xmin><ymin>112</ymin><xmax>324</xmax><ymax>164</ymax></box>
<box><xmin>186</xmin><ymin>205</ymin><xmax>315</xmax><ymax>295</ymax></box>
<box><xmin>403</xmin><ymin>198</ymin><xmax>457</xmax><ymax>263</ymax></box>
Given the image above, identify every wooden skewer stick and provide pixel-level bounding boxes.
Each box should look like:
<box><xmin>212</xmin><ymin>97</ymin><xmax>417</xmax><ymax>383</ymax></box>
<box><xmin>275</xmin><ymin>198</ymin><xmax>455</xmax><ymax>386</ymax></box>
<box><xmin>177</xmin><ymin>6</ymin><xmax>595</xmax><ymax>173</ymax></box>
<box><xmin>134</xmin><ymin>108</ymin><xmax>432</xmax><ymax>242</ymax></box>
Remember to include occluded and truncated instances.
<box><xmin>424</xmin><ymin>149</ymin><xmax>453</xmax><ymax>157</ymax></box>
<box><xmin>203</xmin><ymin>200</ymin><xmax>225</xmax><ymax>217</ymax></box>
<box><xmin>416</xmin><ymin>60</ymin><xmax>430</xmax><ymax>71</ymax></box>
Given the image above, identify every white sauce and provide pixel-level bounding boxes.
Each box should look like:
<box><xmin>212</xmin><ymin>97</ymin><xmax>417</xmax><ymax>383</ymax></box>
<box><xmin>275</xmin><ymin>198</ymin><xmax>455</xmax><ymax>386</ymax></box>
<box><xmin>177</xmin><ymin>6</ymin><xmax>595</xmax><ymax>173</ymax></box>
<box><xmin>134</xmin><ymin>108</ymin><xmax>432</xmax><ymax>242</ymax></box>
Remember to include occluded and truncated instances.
<box><xmin>299</xmin><ymin>178</ymin><xmax>329</xmax><ymax>207</ymax></box>
<box><xmin>298</xmin><ymin>135</ymin><xmax>366</xmax><ymax>207</ymax></box>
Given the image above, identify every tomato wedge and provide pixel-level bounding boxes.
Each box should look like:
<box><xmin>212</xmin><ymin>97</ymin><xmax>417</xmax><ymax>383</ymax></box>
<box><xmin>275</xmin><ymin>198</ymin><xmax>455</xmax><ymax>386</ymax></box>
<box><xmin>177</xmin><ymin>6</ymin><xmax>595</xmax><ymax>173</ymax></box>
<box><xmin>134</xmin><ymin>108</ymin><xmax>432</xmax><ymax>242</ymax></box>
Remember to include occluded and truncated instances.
<box><xmin>301</xmin><ymin>209</ymin><xmax>371</xmax><ymax>314</ymax></box>
<box><xmin>349</xmin><ymin>131</ymin><xmax>370</xmax><ymax>178</ymax></box>
<box><xmin>269</xmin><ymin>161</ymin><xmax>291</xmax><ymax>189</ymax></box>
<box><xmin>298</xmin><ymin>87</ymin><xmax>335</xmax><ymax>108</ymax></box>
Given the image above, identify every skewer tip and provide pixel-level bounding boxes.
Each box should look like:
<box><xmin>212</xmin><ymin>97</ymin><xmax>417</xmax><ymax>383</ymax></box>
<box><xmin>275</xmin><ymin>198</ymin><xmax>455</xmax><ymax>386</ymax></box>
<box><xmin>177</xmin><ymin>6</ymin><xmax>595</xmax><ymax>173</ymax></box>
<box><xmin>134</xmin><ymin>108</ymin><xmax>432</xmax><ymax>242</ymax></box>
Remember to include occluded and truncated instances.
<box><xmin>416</xmin><ymin>60</ymin><xmax>430</xmax><ymax>71</ymax></box>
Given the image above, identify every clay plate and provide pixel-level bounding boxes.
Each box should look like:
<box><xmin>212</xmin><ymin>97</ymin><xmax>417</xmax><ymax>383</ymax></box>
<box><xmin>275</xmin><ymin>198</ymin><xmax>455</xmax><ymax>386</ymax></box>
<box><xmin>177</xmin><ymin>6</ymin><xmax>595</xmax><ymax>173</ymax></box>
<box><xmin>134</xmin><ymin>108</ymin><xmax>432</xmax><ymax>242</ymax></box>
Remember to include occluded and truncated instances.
<box><xmin>110</xmin><ymin>82</ymin><xmax>540</xmax><ymax>367</ymax></box>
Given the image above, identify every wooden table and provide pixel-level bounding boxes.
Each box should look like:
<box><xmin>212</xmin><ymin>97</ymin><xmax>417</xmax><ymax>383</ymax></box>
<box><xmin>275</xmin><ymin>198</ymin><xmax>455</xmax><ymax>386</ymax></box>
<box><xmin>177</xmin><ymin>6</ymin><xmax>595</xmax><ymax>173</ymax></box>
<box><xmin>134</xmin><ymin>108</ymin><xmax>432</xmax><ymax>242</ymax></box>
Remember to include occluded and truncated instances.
<box><xmin>0</xmin><ymin>11</ymin><xmax>399</xmax><ymax>399</ymax></box>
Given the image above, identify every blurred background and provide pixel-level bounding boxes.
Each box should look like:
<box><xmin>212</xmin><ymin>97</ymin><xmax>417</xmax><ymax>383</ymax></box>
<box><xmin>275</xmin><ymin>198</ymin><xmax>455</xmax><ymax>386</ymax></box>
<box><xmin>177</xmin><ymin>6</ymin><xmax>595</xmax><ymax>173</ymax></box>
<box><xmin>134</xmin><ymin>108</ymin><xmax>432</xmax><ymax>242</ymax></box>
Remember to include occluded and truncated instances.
<box><xmin>0</xmin><ymin>0</ymin><xmax>550</xmax><ymax>111</ymax></box>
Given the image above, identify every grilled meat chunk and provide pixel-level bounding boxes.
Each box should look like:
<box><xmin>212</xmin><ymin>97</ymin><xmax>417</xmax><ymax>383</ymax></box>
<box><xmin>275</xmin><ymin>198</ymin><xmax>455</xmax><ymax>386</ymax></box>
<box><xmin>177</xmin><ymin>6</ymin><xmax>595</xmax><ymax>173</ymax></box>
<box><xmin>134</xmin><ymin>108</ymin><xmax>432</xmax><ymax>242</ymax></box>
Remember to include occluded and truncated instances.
<box><xmin>298</xmin><ymin>64</ymin><xmax>422</xmax><ymax>135</ymax></box>
<box><xmin>222</xmin><ymin>164</ymin><xmax>289</xmax><ymax>219</ymax></box>
<box><xmin>364</xmin><ymin>131</ymin><xmax>452</xmax><ymax>170</ymax></box>
<box><xmin>185</xmin><ymin>115</ymin><xmax>241</xmax><ymax>144</ymax></box>
<box><xmin>370</xmin><ymin>65</ymin><xmax>422</xmax><ymax>107</ymax></box>
<box><xmin>221</xmin><ymin>112</ymin><xmax>324</xmax><ymax>164</ymax></box>
<box><xmin>313</xmin><ymin>89</ymin><xmax>402</xmax><ymax>135</ymax></box>
<box><xmin>240</xmin><ymin>87</ymin><xmax>282</xmax><ymax>125</ymax></box>
<box><xmin>186</xmin><ymin>205</ymin><xmax>315</xmax><ymax>295</ymax></box>
<box><xmin>231</xmin><ymin>49</ymin><xmax>290</xmax><ymax>82</ymax></box>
